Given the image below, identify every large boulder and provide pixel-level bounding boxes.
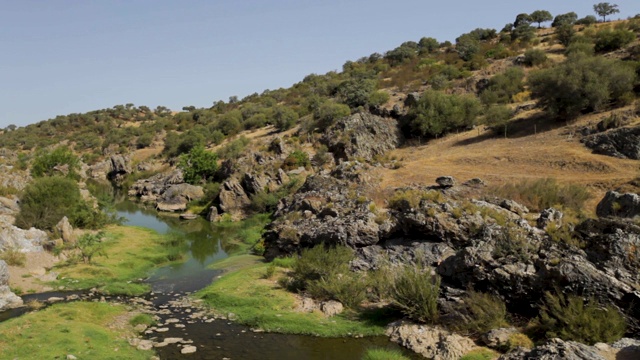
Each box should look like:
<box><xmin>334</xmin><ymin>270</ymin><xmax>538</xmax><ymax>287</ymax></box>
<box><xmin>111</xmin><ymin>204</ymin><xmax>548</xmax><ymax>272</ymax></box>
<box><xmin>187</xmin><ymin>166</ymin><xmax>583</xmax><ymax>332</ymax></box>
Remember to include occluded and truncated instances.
<box><xmin>0</xmin><ymin>260</ymin><xmax>23</xmax><ymax>310</ymax></box>
<box><xmin>386</xmin><ymin>321</ymin><xmax>477</xmax><ymax>360</ymax></box>
<box><xmin>156</xmin><ymin>183</ymin><xmax>204</xmax><ymax>213</ymax></box>
<box><xmin>0</xmin><ymin>222</ymin><xmax>48</xmax><ymax>253</ymax></box>
<box><xmin>320</xmin><ymin>112</ymin><xmax>403</xmax><ymax>162</ymax></box>
<box><xmin>217</xmin><ymin>179</ymin><xmax>251</xmax><ymax>216</ymax></box>
<box><xmin>56</xmin><ymin>216</ymin><xmax>77</xmax><ymax>244</ymax></box>
<box><xmin>582</xmin><ymin>126</ymin><xmax>640</xmax><ymax>159</ymax></box>
<box><xmin>499</xmin><ymin>338</ymin><xmax>606</xmax><ymax>360</ymax></box>
<box><xmin>596</xmin><ymin>191</ymin><xmax>640</xmax><ymax>218</ymax></box>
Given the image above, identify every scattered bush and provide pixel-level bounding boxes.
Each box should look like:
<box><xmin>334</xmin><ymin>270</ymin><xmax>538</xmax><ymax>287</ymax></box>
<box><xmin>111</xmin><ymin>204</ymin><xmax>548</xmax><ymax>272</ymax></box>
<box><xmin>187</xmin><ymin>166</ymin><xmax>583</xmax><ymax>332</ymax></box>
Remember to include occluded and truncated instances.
<box><xmin>0</xmin><ymin>247</ymin><xmax>26</xmax><ymax>267</ymax></box>
<box><xmin>15</xmin><ymin>176</ymin><xmax>106</xmax><ymax>231</ymax></box>
<box><xmin>523</xmin><ymin>49</ymin><xmax>548</xmax><ymax>67</ymax></box>
<box><xmin>488</xmin><ymin>178</ymin><xmax>591</xmax><ymax>213</ymax></box>
<box><xmin>313</xmin><ymin>101</ymin><xmax>351</xmax><ymax>130</ymax></box>
<box><xmin>529</xmin><ymin>54</ymin><xmax>636</xmax><ymax>119</ymax></box>
<box><xmin>282</xmin><ymin>150</ymin><xmax>310</xmax><ymax>171</ymax></box>
<box><xmin>31</xmin><ymin>146</ymin><xmax>79</xmax><ymax>178</ymax></box>
<box><xmin>534</xmin><ymin>291</ymin><xmax>626</xmax><ymax>344</ymax></box>
<box><xmin>216</xmin><ymin>136</ymin><xmax>250</xmax><ymax>160</ymax></box>
<box><xmin>407</xmin><ymin>90</ymin><xmax>481</xmax><ymax>138</ymax></box>
<box><xmin>594</xmin><ymin>29</ymin><xmax>635</xmax><ymax>53</ymax></box>
<box><xmin>76</xmin><ymin>231</ymin><xmax>107</xmax><ymax>264</ymax></box>
<box><xmin>273</xmin><ymin>106</ymin><xmax>299</xmax><ymax>132</ymax></box>
<box><xmin>454</xmin><ymin>290</ymin><xmax>509</xmax><ymax>335</ymax></box>
<box><xmin>391</xmin><ymin>264</ymin><xmax>440</xmax><ymax>323</ymax></box>
<box><xmin>493</xmin><ymin>224</ymin><xmax>536</xmax><ymax>262</ymax></box>
<box><xmin>289</xmin><ymin>244</ymin><xmax>366</xmax><ymax>309</ymax></box>
<box><xmin>480</xmin><ymin>67</ymin><xmax>525</xmax><ymax>105</ymax></box>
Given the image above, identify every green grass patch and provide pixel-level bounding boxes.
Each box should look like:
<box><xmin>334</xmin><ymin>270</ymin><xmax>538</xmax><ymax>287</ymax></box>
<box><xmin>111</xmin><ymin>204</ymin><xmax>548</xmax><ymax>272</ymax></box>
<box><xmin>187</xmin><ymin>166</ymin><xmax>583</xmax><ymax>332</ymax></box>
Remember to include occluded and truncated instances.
<box><xmin>0</xmin><ymin>302</ymin><xmax>150</xmax><ymax>359</ymax></box>
<box><xmin>197</xmin><ymin>261</ymin><xmax>386</xmax><ymax>337</ymax></box>
<box><xmin>53</xmin><ymin>225</ymin><xmax>182</xmax><ymax>296</ymax></box>
<box><xmin>460</xmin><ymin>348</ymin><xmax>499</xmax><ymax>360</ymax></box>
<box><xmin>362</xmin><ymin>348</ymin><xmax>411</xmax><ymax>360</ymax></box>
<box><xmin>129</xmin><ymin>313</ymin><xmax>156</xmax><ymax>327</ymax></box>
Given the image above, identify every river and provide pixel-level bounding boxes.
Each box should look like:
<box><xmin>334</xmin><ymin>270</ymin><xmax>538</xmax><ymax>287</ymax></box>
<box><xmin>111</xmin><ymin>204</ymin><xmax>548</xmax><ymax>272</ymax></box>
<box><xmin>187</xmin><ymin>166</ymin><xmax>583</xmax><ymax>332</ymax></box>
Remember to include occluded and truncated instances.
<box><xmin>114</xmin><ymin>200</ymin><xmax>418</xmax><ymax>360</ymax></box>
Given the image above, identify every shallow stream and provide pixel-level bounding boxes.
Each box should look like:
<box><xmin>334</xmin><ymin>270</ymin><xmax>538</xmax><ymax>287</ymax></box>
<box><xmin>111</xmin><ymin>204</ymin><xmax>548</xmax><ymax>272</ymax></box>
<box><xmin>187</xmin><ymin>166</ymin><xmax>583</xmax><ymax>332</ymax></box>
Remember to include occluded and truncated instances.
<box><xmin>114</xmin><ymin>200</ymin><xmax>417</xmax><ymax>360</ymax></box>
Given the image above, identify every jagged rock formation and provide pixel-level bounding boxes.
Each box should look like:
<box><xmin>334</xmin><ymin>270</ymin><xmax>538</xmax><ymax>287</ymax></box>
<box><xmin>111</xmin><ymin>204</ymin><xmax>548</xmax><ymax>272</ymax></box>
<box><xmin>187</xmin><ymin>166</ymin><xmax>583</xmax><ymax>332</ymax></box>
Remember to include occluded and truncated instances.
<box><xmin>596</xmin><ymin>191</ymin><xmax>640</xmax><ymax>218</ymax></box>
<box><xmin>320</xmin><ymin>112</ymin><xmax>403</xmax><ymax>162</ymax></box>
<box><xmin>582</xmin><ymin>126</ymin><xmax>640</xmax><ymax>159</ymax></box>
<box><xmin>264</xmin><ymin>171</ymin><xmax>640</xmax><ymax>332</ymax></box>
<box><xmin>55</xmin><ymin>216</ymin><xmax>77</xmax><ymax>244</ymax></box>
<box><xmin>0</xmin><ymin>260</ymin><xmax>23</xmax><ymax>311</ymax></box>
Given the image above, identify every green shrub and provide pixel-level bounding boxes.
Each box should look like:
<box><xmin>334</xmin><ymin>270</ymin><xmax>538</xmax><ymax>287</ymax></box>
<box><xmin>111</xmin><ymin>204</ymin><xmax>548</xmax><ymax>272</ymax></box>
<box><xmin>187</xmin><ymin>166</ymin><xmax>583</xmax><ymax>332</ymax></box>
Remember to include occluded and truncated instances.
<box><xmin>216</xmin><ymin>136</ymin><xmax>250</xmax><ymax>160</ymax></box>
<box><xmin>493</xmin><ymin>224</ymin><xmax>536</xmax><ymax>262</ymax></box>
<box><xmin>535</xmin><ymin>291</ymin><xmax>626</xmax><ymax>344</ymax></box>
<box><xmin>31</xmin><ymin>146</ymin><xmax>79</xmax><ymax>178</ymax></box>
<box><xmin>282</xmin><ymin>150</ymin><xmax>310</xmax><ymax>170</ymax></box>
<box><xmin>76</xmin><ymin>231</ymin><xmax>107</xmax><ymax>264</ymax></box>
<box><xmin>594</xmin><ymin>29</ymin><xmax>635</xmax><ymax>52</ymax></box>
<box><xmin>15</xmin><ymin>176</ymin><xmax>106</xmax><ymax>231</ymax></box>
<box><xmin>408</xmin><ymin>90</ymin><xmax>481</xmax><ymax>138</ymax></box>
<box><xmin>454</xmin><ymin>291</ymin><xmax>509</xmax><ymax>335</ymax></box>
<box><xmin>307</xmin><ymin>271</ymin><xmax>367</xmax><ymax>309</ymax></box>
<box><xmin>361</xmin><ymin>348</ymin><xmax>410</xmax><ymax>360</ymax></box>
<box><xmin>523</xmin><ymin>49</ymin><xmax>548</xmax><ymax>67</ymax></box>
<box><xmin>273</xmin><ymin>106</ymin><xmax>299</xmax><ymax>132</ymax></box>
<box><xmin>368</xmin><ymin>91</ymin><xmax>390</xmax><ymax>107</ymax></box>
<box><xmin>178</xmin><ymin>145</ymin><xmax>219</xmax><ymax>184</ymax></box>
<box><xmin>575</xmin><ymin>15</ymin><xmax>597</xmax><ymax>26</ymax></box>
<box><xmin>271</xmin><ymin>256</ymin><xmax>296</xmax><ymax>269</ymax></box>
<box><xmin>480</xmin><ymin>67</ymin><xmax>525</xmax><ymax>105</ymax></box>
<box><xmin>488</xmin><ymin>178</ymin><xmax>591</xmax><ymax>213</ymax></box>
<box><xmin>391</xmin><ymin>264</ymin><xmax>440</xmax><ymax>323</ymax></box>
<box><xmin>565</xmin><ymin>42</ymin><xmax>595</xmax><ymax>56</ymax></box>
<box><xmin>313</xmin><ymin>101</ymin><xmax>351</xmax><ymax>130</ymax></box>
<box><xmin>388</xmin><ymin>189</ymin><xmax>444</xmax><ymax>210</ymax></box>
<box><xmin>529</xmin><ymin>54</ymin><xmax>636</xmax><ymax>119</ymax></box>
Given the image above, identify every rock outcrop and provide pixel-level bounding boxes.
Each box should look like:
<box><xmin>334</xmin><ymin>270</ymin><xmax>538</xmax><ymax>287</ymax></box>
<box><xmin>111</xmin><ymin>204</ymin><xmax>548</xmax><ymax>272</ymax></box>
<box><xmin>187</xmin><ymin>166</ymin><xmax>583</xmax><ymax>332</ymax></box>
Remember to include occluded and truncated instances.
<box><xmin>0</xmin><ymin>222</ymin><xmax>48</xmax><ymax>253</ymax></box>
<box><xmin>216</xmin><ymin>179</ymin><xmax>251</xmax><ymax>217</ymax></box>
<box><xmin>320</xmin><ymin>112</ymin><xmax>403</xmax><ymax>162</ymax></box>
<box><xmin>582</xmin><ymin>126</ymin><xmax>640</xmax><ymax>159</ymax></box>
<box><xmin>0</xmin><ymin>260</ymin><xmax>23</xmax><ymax>311</ymax></box>
<box><xmin>386</xmin><ymin>321</ymin><xmax>477</xmax><ymax>360</ymax></box>
<box><xmin>56</xmin><ymin>216</ymin><xmax>77</xmax><ymax>244</ymax></box>
<box><xmin>596</xmin><ymin>191</ymin><xmax>640</xmax><ymax>218</ymax></box>
<box><xmin>129</xmin><ymin>170</ymin><xmax>205</xmax><ymax>212</ymax></box>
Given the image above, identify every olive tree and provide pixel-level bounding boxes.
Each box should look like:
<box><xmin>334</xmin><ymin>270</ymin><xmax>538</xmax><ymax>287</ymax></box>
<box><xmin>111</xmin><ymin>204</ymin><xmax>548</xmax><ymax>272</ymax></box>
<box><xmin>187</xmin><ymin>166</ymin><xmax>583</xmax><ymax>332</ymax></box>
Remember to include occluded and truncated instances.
<box><xmin>593</xmin><ymin>2</ymin><xmax>620</xmax><ymax>22</ymax></box>
<box><xmin>530</xmin><ymin>10</ymin><xmax>553</xmax><ymax>28</ymax></box>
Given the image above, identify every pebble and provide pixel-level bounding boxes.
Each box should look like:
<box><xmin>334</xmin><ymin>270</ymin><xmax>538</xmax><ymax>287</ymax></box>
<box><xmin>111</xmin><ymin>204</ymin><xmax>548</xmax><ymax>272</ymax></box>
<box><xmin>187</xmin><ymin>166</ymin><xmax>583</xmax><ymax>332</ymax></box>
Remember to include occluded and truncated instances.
<box><xmin>155</xmin><ymin>327</ymin><xmax>169</xmax><ymax>333</ymax></box>
<box><xmin>181</xmin><ymin>345</ymin><xmax>197</xmax><ymax>354</ymax></box>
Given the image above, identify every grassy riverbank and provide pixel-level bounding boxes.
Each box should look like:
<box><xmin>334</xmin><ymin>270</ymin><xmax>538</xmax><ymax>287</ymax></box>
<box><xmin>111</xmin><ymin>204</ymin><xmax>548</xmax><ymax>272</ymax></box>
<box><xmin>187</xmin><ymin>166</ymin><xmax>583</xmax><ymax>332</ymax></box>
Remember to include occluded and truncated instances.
<box><xmin>53</xmin><ymin>225</ymin><xmax>183</xmax><ymax>295</ymax></box>
<box><xmin>197</xmin><ymin>255</ymin><xmax>388</xmax><ymax>337</ymax></box>
<box><xmin>0</xmin><ymin>302</ymin><xmax>150</xmax><ymax>359</ymax></box>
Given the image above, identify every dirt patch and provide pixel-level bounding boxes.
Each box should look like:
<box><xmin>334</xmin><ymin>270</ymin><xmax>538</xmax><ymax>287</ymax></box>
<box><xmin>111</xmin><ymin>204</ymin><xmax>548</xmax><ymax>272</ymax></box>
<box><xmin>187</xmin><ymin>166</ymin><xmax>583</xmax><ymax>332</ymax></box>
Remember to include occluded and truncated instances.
<box><xmin>8</xmin><ymin>251</ymin><xmax>60</xmax><ymax>294</ymax></box>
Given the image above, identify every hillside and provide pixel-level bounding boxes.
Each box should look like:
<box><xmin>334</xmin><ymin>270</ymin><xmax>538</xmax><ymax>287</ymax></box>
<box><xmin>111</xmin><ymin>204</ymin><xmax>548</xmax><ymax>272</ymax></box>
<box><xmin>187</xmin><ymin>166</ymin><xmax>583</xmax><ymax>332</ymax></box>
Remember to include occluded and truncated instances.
<box><xmin>1</xmin><ymin>8</ymin><xmax>640</xmax><ymax>360</ymax></box>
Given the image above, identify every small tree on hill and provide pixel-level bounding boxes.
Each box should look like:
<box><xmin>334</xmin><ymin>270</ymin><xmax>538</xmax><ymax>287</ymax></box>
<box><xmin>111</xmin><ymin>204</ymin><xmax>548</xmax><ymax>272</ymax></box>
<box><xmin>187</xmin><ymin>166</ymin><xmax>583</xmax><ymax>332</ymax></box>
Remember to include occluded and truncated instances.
<box><xmin>593</xmin><ymin>2</ymin><xmax>620</xmax><ymax>22</ymax></box>
<box><xmin>530</xmin><ymin>10</ymin><xmax>553</xmax><ymax>28</ymax></box>
<box><xmin>552</xmin><ymin>12</ymin><xmax>578</xmax><ymax>27</ymax></box>
<box><xmin>31</xmin><ymin>146</ymin><xmax>79</xmax><ymax>178</ymax></box>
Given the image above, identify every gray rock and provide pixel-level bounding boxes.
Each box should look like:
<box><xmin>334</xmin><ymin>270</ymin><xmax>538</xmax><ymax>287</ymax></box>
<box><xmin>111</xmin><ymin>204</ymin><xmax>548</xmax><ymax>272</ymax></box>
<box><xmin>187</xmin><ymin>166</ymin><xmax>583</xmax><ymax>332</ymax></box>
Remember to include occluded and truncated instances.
<box><xmin>526</xmin><ymin>338</ymin><xmax>606</xmax><ymax>360</ymax></box>
<box><xmin>582</xmin><ymin>126</ymin><xmax>640</xmax><ymax>159</ymax></box>
<box><xmin>320</xmin><ymin>112</ymin><xmax>403</xmax><ymax>162</ymax></box>
<box><xmin>156</xmin><ymin>183</ymin><xmax>204</xmax><ymax>213</ymax></box>
<box><xmin>482</xmin><ymin>327</ymin><xmax>518</xmax><ymax>348</ymax></box>
<box><xmin>206</xmin><ymin>206</ymin><xmax>219</xmax><ymax>222</ymax></box>
<box><xmin>386</xmin><ymin>321</ymin><xmax>477</xmax><ymax>360</ymax></box>
<box><xmin>500</xmin><ymin>199</ymin><xmax>529</xmax><ymax>216</ymax></box>
<box><xmin>436</xmin><ymin>176</ymin><xmax>456</xmax><ymax>188</ymax></box>
<box><xmin>596</xmin><ymin>191</ymin><xmax>640</xmax><ymax>218</ymax></box>
<box><xmin>56</xmin><ymin>216</ymin><xmax>76</xmax><ymax>244</ymax></box>
<box><xmin>537</xmin><ymin>208</ymin><xmax>564</xmax><ymax>229</ymax></box>
<box><xmin>320</xmin><ymin>300</ymin><xmax>343</xmax><ymax>317</ymax></box>
<box><xmin>217</xmin><ymin>179</ymin><xmax>251</xmax><ymax>216</ymax></box>
<box><xmin>242</xmin><ymin>173</ymin><xmax>270</xmax><ymax>195</ymax></box>
<box><xmin>0</xmin><ymin>222</ymin><xmax>48</xmax><ymax>253</ymax></box>
<box><xmin>0</xmin><ymin>261</ymin><xmax>23</xmax><ymax>310</ymax></box>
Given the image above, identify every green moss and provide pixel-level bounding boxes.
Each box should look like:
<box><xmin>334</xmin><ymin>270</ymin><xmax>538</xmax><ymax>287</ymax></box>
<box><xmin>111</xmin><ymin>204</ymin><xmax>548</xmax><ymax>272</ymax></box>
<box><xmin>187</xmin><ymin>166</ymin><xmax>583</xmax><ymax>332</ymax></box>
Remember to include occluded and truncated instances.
<box><xmin>362</xmin><ymin>348</ymin><xmax>411</xmax><ymax>360</ymax></box>
<box><xmin>0</xmin><ymin>302</ymin><xmax>150</xmax><ymax>360</ymax></box>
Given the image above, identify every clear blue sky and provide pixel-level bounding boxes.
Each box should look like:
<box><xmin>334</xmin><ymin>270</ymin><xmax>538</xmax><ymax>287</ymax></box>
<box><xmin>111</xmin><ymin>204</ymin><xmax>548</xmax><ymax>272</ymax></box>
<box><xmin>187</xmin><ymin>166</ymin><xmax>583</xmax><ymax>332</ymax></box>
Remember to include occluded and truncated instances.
<box><xmin>1</xmin><ymin>0</ymin><xmax>638</xmax><ymax>128</ymax></box>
